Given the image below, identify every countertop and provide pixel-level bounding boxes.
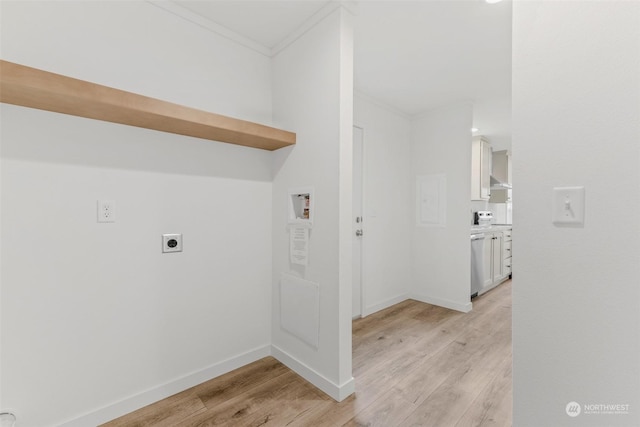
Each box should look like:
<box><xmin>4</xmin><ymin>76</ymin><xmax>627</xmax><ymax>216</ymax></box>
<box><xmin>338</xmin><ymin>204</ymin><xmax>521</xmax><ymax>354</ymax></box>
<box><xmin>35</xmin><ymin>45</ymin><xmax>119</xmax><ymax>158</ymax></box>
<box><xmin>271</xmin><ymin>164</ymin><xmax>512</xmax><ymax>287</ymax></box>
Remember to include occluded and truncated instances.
<box><xmin>471</xmin><ymin>224</ymin><xmax>512</xmax><ymax>234</ymax></box>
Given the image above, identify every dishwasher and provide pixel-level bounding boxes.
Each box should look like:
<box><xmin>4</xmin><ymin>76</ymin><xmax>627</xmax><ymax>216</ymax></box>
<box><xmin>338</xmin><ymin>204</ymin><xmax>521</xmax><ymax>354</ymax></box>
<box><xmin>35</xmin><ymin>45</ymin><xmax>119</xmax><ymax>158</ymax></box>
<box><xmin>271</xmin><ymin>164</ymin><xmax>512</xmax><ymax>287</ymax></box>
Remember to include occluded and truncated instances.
<box><xmin>470</xmin><ymin>233</ymin><xmax>485</xmax><ymax>298</ymax></box>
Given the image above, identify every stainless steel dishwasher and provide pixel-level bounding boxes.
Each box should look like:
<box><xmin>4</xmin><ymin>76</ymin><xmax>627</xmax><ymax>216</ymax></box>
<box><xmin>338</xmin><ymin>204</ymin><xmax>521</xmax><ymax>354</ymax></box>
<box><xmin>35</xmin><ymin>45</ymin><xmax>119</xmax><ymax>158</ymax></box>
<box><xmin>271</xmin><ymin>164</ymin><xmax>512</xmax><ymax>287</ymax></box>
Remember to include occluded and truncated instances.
<box><xmin>470</xmin><ymin>233</ymin><xmax>486</xmax><ymax>298</ymax></box>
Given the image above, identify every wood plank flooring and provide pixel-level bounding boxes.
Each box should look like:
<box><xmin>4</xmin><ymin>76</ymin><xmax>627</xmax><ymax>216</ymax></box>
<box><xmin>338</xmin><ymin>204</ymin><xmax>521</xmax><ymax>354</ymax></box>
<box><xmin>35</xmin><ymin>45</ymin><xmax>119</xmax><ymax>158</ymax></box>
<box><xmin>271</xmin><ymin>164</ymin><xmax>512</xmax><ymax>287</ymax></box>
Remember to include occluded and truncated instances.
<box><xmin>102</xmin><ymin>280</ymin><xmax>512</xmax><ymax>427</ymax></box>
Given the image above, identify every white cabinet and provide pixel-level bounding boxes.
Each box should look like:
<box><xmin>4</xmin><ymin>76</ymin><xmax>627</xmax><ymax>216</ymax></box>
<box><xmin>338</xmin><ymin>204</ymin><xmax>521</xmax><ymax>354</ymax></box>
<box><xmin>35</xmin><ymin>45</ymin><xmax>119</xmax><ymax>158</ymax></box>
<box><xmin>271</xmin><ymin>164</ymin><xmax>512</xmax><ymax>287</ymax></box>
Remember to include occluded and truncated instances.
<box><xmin>482</xmin><ymin>234</ymin><xmax>494</xmax><ymax>288</ymax></box>
<box><xmin>503</xmin><ymin>229</ymin><xmax>512</xmax><ymax>277</ymax></box>
<box><xmin>481</xmin><ymin>231</ymin><xmax>502</xmax><ymax>289</ymax></box>
<box><xmin>471</xmin><ymin>136</ymin><xmax>492</xmax><ymax>200</ymax></box>
<box><xmin>479</xmin><ymin>228</ymin><xmax>512</xmax><ymax>295</ymax></box>
<box><xmin>491</xmin><ymin>233</ymin><xmax>504</xmax><ymax>283</ymax></box>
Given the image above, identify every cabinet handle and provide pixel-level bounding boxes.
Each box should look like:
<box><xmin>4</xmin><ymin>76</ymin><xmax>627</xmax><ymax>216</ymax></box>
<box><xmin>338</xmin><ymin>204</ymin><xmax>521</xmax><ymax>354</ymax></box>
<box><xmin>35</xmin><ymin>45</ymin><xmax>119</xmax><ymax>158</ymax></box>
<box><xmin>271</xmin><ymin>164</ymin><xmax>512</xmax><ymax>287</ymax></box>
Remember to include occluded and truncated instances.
<box><xmin>506</xmin><ymin>248</ymin><xmax>511</xmax><ymax>251</ymax></box>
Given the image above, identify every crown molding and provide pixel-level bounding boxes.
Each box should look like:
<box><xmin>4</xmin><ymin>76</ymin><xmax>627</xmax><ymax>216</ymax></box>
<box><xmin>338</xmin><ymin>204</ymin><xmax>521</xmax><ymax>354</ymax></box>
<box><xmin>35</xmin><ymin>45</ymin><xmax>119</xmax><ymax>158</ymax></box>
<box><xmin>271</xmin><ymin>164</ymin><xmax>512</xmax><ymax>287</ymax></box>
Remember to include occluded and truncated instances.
<box><xmin>271</xmin><ymin>1</ymin><xmax>358</xmax><ymax>56</ymax></box>
<box><xmin>354</xmin><ymin>90</ymin><xmax>412</xmax><ymax>120</ymax></box>
<box><xmin>146</xmin><ymin>0</ymin><xmax>272</xmax><ymax>57</ymax></box>
<box><xmin>148</xmin><ymin>1</ymin><xmax>357</xmax><ymax>59</ymax></box>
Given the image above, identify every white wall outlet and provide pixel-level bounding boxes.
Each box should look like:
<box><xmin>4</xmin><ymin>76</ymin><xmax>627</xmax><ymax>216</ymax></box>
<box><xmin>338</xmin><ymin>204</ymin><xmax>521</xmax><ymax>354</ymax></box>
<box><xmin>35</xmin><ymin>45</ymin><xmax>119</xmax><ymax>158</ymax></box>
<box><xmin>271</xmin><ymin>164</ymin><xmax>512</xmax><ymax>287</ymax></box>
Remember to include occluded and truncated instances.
<box><xmin>97</xmin><ymin>200</ymin><xmax>116</xmax><ymax>223</ymax></box>
<box><xmin>162</xmin><ymin>234</ymin><xmax>183</xmax><ymax>253</ymax></box>
<box><xmin>552</xmin><ymin>186</ymin><xmax>585</xmax><ymax>226</ymax></box>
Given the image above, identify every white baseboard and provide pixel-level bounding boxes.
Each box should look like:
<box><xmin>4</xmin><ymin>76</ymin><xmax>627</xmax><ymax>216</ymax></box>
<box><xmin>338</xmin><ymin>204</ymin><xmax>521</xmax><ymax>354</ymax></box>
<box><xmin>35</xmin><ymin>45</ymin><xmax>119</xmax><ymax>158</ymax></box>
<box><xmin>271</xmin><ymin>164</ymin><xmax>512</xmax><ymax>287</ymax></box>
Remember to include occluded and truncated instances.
<box><xmin>271</xmin><ymin>345</ymin><xmax>354</xmax><ymax>402</ymax></box>
<box><xmin>57</xmin><ymin>343</ymin><xmax>357</xmax><ymax>426</ymax></box>
<box><xmin>410</xmin><ymin>293</ymin><xmax>472</xmax><ymax>313</ymax></box>
<box><xmin>362</xmin><ymin>293</ymin><xmax>410</xmax><ymax>317</ymax></box>
<box><xmin>58</xmin><ymin>345</ymin><xmax>271</xmax><ymax>427</ymax></box>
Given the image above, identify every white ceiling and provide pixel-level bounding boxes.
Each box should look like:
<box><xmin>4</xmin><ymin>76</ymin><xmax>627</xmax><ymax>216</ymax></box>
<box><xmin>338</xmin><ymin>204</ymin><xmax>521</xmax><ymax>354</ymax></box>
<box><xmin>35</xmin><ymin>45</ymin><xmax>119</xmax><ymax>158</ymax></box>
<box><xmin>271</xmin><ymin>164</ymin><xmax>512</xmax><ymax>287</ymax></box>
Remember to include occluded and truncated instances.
<box><xmin>171</xmin><ymin>0</ymin><xmax>512</xmax><ymax>149</ymax></box>
<box><xmin>176</xmin><ymin>0</ymin><xmax>331</xmax><ymax>49</ymax></box>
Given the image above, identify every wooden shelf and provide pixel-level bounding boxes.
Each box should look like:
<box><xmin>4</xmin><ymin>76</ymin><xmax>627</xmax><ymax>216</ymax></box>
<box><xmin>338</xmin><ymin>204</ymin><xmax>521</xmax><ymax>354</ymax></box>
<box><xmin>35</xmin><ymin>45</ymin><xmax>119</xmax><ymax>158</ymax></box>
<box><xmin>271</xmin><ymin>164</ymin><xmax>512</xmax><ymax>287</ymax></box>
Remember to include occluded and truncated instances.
<box><xmin>0</xmin><ymin>60</ymin><xmax>296</xmax><ymax>151</ymax></box>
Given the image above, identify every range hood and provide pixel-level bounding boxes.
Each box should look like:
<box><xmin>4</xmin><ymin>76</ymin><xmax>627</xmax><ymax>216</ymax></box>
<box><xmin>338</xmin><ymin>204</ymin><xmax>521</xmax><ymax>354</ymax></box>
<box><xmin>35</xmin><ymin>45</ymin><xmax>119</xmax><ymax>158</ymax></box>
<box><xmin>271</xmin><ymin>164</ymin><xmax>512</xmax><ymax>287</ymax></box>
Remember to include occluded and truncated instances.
<box><xmin>490</xmin><ymin>175</ymin><xmax>512</xmax><ymax>190</ymax></box>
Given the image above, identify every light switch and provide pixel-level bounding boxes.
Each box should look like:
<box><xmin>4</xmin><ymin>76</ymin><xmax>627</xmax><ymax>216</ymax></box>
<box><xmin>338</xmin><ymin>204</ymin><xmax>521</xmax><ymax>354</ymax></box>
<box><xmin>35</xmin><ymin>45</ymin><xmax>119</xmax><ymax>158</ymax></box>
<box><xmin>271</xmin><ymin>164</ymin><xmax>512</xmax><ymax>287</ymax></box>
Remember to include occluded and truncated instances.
<box><xmin>552</xmin><ymin>186</ymin><xmax>585</xmax><ymax>226</ymax></box>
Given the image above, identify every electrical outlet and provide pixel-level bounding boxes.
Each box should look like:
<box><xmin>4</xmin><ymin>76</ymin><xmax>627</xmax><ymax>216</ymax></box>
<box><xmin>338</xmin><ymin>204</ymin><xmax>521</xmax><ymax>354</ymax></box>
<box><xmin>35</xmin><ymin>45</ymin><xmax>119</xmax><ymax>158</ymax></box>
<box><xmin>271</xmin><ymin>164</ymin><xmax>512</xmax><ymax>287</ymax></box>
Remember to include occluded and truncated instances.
<box><xmin>97</xmin><ymin>200</ymin><xmax>116</xmax><ymax>223</ymax></box>
<box><xmin>162</xmin><ymin>234</ymin><xmax>183</xmax><ymax>253</ymax></box>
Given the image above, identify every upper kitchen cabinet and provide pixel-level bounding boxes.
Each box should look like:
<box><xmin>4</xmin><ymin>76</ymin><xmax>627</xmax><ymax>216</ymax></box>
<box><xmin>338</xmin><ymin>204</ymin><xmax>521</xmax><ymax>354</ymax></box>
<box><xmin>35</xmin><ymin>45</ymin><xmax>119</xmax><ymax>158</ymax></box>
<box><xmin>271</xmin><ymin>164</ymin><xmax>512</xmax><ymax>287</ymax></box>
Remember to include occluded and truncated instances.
<box><xmin>489</xmin><ymin>150</ymin><xmax>512</xmax><ymax>203</ymax></box>
<box><xmin>471</xmin><ymin>136</ymin><xmax>492</xmax><ymax>200</ymax></box>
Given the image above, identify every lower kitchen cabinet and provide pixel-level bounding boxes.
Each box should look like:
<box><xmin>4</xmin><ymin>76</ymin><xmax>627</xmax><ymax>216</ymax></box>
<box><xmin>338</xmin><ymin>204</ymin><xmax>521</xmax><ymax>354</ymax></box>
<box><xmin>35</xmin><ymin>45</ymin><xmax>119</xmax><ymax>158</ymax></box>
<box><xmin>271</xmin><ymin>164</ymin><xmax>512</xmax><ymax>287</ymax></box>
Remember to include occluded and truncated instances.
<box><xmin>503</xmin><ymin>229</ymin><xmax>512</xmax><ymax>277</ymax></box>
<box><xmin>480</xmin><ymin>228</ymin><xmax>511</xmax><ymax>295</ymax></box>
<box><xmin>492</xmin><ymin>233</ymin><xmax>503</xmax><ymax>283</ymax></box>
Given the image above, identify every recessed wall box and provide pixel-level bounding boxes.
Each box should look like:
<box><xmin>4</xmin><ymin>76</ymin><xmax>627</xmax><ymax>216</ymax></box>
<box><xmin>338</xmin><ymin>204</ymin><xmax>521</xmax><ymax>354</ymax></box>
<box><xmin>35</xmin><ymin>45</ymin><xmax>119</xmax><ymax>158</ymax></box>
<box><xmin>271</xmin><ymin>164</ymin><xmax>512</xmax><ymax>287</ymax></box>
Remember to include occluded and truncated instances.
<box><xmin>162</xmin><ymin>234</ymin><xmax>183</xmax><ymax>253</ymax></box>
<box><xmin>288</xmin><ymin>187</ymin><xmax>314</xmax><ymax>225</ymax></box>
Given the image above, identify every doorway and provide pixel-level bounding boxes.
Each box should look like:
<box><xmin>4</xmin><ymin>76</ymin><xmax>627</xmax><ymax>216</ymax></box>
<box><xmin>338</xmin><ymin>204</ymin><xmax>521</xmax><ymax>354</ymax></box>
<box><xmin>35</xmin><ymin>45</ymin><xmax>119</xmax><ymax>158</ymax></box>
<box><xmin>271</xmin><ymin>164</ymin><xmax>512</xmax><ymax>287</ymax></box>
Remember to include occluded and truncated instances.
<box><xmin>352</xmin><ymin>125</ymin><xmax>364</xmax><ymax>318</ymax></box>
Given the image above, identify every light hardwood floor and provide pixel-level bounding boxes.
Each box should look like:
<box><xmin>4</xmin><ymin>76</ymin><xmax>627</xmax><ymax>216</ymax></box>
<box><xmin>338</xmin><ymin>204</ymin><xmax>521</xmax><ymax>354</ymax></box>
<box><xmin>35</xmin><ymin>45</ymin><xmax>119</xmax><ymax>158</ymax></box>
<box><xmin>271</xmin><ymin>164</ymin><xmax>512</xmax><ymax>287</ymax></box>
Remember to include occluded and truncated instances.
<box><xmin>102</xmin><ymin>280</ymin><xmax>512</xmax><ymax>427</ymax></box>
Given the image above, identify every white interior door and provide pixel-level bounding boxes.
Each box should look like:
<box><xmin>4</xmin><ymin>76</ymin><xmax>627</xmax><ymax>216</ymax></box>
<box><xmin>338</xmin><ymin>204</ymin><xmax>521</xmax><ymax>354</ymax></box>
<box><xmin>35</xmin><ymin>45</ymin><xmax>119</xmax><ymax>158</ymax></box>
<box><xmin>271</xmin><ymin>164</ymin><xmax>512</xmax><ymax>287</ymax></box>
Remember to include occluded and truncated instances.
<box><xmin>352</xmin><ymin>126</ymin><xmax>364</xmax><ymax>318</ymax></box>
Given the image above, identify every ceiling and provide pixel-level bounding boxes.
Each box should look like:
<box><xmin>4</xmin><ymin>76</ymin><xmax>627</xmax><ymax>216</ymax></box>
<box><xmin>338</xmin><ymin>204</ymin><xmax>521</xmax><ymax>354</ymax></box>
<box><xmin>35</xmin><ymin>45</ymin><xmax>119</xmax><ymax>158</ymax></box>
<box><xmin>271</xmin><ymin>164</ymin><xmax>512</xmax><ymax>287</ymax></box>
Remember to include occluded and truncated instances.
<box><xmin>172</xmin><ymin>0</ymin><xmax>512</xmax><ymax>149</ymax></box>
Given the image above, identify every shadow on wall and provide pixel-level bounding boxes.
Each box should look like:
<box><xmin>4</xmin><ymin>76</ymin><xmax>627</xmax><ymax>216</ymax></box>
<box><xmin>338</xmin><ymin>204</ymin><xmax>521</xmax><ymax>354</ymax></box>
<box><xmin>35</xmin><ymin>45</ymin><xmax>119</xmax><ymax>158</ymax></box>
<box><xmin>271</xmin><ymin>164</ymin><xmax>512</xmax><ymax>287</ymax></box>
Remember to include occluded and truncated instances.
<box><xmin>0</xmin><ymin>104</ymin><xmax>274</xmax><ymax>182</ymax></box>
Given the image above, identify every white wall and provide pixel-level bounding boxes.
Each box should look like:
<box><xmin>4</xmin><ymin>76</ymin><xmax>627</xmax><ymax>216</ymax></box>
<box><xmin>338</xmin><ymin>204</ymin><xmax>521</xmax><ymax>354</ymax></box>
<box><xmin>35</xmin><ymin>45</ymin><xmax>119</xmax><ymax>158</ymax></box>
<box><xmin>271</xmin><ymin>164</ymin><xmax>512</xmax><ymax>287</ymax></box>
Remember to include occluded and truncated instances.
<box><xmin>410</xmin><ymin>104</ymin><xmax>473</xmax><ymax>312</ymax></box>
<box><xmin>271</xmin><ymin>6</ymin><xmax>354</xmax><ymax>400</ymax></box>
<box><xmin>512</xmin><ymin>2</ymin><xmax>640</xmax><ymax>426</ymax></box>
<box><xmin>1</xmin><ymin>1</ymin><xmax>274</xmax><ymax>426</ymax></box>
<box><xmin>0</xmin><ymin>1</ymin><xmax>272</xmax><ymax>125</ymax></box>
<box><xmin>354</xmin><ymin>95</ymin><xmax>412</xmax><ymax>315</ymax></box>
<box><xmin>352</xmin><ymin>98</ymin><xmax>473</xmax><ymax>316</ymax></box>
<box><xmin>0</xmin><ymin>3</ymin><xmax>3</xmax><ymax>408</ymax></box>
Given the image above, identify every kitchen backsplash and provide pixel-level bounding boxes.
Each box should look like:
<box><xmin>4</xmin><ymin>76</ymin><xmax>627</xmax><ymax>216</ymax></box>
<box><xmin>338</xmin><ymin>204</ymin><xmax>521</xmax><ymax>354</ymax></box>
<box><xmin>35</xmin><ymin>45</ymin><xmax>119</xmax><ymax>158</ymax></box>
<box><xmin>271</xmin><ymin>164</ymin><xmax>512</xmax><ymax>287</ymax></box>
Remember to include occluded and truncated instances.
<box><xmin>470</xmin><ymin>200</ymin><xmax>512</xmax><ymax>225</ymax></box>
<box><xmin>470</xmin><ymin>200</ymin><xmax>489</xmax><ymax>224</ymax></box>
<box><xmin>489</xmin><ymin>202</ymin><xmax>512</xmax><ymax>224</ymax></box>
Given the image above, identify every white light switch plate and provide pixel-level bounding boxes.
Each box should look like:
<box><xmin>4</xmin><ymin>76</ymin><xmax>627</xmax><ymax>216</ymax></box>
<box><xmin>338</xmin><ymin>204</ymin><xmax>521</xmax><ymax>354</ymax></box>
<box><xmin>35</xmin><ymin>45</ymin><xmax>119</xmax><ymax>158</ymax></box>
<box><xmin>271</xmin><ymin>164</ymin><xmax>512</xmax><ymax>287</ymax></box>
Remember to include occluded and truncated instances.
<box><xmin>552</xmin><ymin>186</ymin><xmax>585</xmax><ymax>226</ymax></box>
